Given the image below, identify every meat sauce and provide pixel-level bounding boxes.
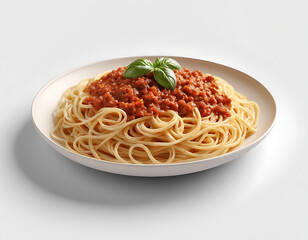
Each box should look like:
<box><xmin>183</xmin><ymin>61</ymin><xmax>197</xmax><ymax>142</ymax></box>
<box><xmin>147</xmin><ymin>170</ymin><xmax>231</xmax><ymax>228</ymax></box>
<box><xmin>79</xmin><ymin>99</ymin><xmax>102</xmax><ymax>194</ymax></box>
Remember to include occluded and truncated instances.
<box><xmin>84</xmin><ymin>67</ymin><xmax>232</xmax><ymax>120</ymax></box>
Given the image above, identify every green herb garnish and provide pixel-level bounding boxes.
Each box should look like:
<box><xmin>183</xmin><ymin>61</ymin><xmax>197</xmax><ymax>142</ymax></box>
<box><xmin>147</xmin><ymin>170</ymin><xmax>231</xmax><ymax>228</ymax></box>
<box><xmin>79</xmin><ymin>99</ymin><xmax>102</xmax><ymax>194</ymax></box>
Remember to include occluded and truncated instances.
<box><xmin>123</xmin><ymin>57</ymin><xmax>181</xmax><ymax>91</ymax></box>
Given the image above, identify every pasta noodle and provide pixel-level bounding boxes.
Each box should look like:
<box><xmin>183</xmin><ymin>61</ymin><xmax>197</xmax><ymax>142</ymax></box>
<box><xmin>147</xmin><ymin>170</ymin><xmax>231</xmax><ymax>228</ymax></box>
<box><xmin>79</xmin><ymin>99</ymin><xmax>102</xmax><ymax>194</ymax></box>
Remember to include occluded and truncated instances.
<box><xmin>51</xmin><ymin>71</ymin><xmax>259</xmax><ymax>164</ymax></box>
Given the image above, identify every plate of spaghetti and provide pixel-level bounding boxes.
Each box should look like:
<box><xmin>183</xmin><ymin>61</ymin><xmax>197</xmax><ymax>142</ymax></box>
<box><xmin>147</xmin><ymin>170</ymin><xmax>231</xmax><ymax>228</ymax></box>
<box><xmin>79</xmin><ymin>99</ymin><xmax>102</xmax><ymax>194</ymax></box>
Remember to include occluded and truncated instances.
<box><xmin>32</xmin><ymin>56</ymin><xmax>276</xmax><ymax>177</ymax></box>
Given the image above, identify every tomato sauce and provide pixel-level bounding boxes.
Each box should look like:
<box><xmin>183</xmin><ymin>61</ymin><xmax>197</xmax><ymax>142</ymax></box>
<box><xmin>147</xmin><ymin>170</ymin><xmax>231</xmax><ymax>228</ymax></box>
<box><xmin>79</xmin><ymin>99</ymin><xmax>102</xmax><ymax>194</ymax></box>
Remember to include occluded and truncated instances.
<box><xmin>84</xmin><ymin>67</ymin><xmax>232</xmax><ymax>120</ymax></box>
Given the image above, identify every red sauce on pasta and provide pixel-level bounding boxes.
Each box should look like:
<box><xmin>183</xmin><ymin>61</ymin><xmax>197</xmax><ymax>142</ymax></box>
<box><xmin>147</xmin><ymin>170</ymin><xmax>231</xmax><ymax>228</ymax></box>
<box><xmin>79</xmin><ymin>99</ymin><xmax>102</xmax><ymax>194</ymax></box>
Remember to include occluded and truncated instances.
<box><xmin>84</xmin><ymin>67</ymin><xmax>232</xmax><ymax>120</ymax></box>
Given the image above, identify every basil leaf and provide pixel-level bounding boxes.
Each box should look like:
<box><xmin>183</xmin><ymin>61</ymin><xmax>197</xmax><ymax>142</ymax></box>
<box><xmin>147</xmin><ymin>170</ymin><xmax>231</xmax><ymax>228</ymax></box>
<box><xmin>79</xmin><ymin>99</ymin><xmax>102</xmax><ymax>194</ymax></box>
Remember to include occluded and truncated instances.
<box><xmin>123</xmin><ymin>59</ymin><xmax>153</xmax><ymax>78</ymax></box>
<box><xmin>153</xmin><ymin>57</ymin><xmax>181</xmax><ymax>70</ymax></box>
<box><xmin>153</xmin><ymin>67</ymin><xmax>177</xmax><ymax>91</ymax></box>
<box><xmin>153</xmin><ymin>57</ymin><xmax>164</xmax><ymax>68</ymax></box>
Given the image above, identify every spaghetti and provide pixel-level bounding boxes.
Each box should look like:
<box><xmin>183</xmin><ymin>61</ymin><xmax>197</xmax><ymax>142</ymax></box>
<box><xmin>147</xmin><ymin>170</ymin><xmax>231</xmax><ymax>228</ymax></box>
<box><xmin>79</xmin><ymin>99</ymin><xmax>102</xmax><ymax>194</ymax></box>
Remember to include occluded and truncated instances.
<box><xmin>51</xmin><ymin>67</ymin><xmax>259</xmax><ymax>164</ymax></box>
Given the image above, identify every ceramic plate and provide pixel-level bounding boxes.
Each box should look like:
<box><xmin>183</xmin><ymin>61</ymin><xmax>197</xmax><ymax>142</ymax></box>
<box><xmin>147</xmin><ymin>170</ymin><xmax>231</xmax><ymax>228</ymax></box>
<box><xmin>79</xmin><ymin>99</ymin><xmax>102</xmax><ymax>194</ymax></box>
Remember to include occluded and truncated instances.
<box><xmin>32</xmin><ymin>56</ymin><xmax>276</xmax><ymax>177</ymax></box>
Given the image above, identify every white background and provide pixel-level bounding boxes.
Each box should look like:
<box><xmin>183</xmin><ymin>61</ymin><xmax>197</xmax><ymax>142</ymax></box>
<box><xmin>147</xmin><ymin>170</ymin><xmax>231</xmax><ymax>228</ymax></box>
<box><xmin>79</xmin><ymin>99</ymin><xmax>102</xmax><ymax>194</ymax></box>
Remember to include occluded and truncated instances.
<box><xmin>1</xmin><ymin>0</ymin><xmax>308</xmax><ymax>239</ymax></box>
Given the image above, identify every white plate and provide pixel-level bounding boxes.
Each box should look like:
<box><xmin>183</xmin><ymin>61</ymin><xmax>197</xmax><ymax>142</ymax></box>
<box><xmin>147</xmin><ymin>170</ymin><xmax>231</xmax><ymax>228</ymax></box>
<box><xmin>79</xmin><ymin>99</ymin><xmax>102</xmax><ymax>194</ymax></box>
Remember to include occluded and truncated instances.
<box><xmin>32</xmin><ymin>56</ymin><xmax>276</xmax><ymax>177</ymax></box>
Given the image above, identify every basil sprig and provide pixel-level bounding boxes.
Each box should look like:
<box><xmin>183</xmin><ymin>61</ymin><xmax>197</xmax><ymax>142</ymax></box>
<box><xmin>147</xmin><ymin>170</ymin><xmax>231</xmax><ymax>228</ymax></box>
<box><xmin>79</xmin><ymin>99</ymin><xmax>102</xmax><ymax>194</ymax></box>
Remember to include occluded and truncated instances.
<box><xmin>123</xmin><ymin>57</ymin><xmax>181</xmax><ymax>91</ymax></box>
